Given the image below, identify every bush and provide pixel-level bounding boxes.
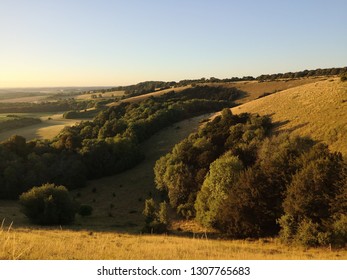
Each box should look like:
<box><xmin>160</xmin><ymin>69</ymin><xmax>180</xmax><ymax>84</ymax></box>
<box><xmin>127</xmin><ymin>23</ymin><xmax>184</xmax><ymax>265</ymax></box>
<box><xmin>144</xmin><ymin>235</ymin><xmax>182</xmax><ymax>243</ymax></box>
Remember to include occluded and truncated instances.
<box><xmin>278</xmin><ymin>214</ymin><xmax>297</xmax><ymax>243</ymax></box>
<box><xmin>340</xmin><ymin>73</ymin><xmax>347</xmax><ymax>82</ymax></box>
<box><xmin>332</xmin><ymin>214</ymin><xmax>347</xmax><ymax>247</ymax></box>
<box><xmin>19</xmin><ymin>183</ymin><xmax>77</xmax><ymax>225</ymax></box>
<box><xmin>295</xmin><ymin>219</ymin><xmax>320</xmax><ymax>247</ymax></box>
<box><xmin>78</xmin><ymin>204</ymin><xmax>93</xmax><ymax>217</ymax></box>
<box><xmin>142</xmin><ymin>199</ymin><xmax>169</xmax><ymax>233</ymax></box>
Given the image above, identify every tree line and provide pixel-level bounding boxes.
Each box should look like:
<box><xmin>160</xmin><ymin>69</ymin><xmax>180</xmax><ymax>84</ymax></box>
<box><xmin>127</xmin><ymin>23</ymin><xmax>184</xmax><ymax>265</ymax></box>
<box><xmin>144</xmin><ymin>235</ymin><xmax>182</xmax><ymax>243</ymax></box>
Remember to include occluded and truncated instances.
<box><xmin>154</xmin><ymin>110</ymin><xmax>347</xmax><ymax>246</ymax></box>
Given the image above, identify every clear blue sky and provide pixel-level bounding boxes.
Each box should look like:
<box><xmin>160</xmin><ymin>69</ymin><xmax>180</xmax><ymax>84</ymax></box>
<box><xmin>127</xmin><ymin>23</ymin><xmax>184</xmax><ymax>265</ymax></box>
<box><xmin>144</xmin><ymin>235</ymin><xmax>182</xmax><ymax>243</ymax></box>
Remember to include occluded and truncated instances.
<box><xmin>0</xmin><ymin>0</ymin><xmax>346</xmax><ymax>87</ymax></box>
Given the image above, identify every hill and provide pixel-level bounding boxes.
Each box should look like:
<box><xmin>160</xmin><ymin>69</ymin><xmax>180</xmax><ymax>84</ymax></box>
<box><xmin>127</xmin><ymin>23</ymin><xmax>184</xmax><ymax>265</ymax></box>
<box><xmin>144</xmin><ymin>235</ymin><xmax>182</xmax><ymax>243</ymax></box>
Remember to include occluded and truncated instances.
<box><xmin>231</xmin><ymin>77</ymin><xmax>347</xmax><ymax>158</ymax></box>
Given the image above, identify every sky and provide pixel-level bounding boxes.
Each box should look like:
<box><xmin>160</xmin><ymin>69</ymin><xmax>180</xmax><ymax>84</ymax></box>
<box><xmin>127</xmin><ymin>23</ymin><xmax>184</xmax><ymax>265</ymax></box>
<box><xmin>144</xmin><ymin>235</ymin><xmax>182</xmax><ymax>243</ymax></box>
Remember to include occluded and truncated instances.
<box><xmin>0</xmin><ymin>0</ymin><xmax>346</xmax><ymax>87</ymax></box>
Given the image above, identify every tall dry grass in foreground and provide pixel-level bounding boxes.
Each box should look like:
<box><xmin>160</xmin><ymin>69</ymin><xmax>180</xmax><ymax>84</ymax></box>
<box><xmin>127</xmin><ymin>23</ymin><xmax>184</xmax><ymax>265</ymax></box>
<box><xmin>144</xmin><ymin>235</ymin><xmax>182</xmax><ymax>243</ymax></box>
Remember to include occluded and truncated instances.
<box><xmin>1</xmin><ymin>223</ymin><xmax>346</xmax><ymax>260</ymax></box>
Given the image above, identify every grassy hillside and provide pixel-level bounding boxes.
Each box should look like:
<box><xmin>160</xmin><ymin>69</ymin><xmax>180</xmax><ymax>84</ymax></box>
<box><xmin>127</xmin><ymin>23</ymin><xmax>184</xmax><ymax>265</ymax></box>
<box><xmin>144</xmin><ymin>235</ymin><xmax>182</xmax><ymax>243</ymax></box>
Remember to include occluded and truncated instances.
<box><xmin>231</xmin><ymin>78</ymin><xmax>347</xmax><ymax>157</ymax></box>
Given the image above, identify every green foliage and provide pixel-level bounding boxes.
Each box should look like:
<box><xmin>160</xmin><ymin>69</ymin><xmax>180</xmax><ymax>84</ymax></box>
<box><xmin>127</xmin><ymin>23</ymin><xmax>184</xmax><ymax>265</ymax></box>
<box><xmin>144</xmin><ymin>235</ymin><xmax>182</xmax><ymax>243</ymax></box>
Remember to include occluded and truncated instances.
<box><xmin>278</xmin><ymin>214</ymin><xmax>297</xmax><ymax>243</ymax></box>
<box><xmin>155</xmin><ymin>105</ymin><xmax>347</xmax><ymax>246</ymax></box>
<box><xmin>154</xmin><ymin>112</ymin><xmax>272</xmax><ymax>219</ymax></box>
<box><xmin>257</xmin><ymin>66</ymin><xmax>347</xmax><ymax>81</ymax></box>
<box><xmin>331</xmin><ymin>214</ymin><xmax>347</xmax><ymax>247</ymax></box>
<box><xmin>142</xmin><ymin>199</ymin><xmax>169</xmax><ymax>233</ymax></box>
<box><xmin>195</xmin><ymin>152</ymin><xmax>243</xmax><ymax>228</ymax></box>
<box><xmin>295</xmin><ymin>219</ymin><xmax>321</xmax><ymax>247</ymax></box>
<box><xmin>78</xmin><ymin>204</ymin><xmax>93</xmax><ymax>216</ymax></box>
<box><xmin>19</xmin><ymin>183</ymin><xmax>77</xmax><ymax>225</ymax></box>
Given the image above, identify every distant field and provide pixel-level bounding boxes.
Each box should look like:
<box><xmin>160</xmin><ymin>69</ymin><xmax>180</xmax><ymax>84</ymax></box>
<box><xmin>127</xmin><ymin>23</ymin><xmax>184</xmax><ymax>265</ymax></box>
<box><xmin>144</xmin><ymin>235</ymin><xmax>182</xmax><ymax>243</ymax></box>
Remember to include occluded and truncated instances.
<box><xmin>107</xmin><ymin>86</ymin><xmax>191</xmax><ymax>106</ymax></box>
<box><xmin>75</xmin><ymin>90</ymin><xmax>125</xmax><ymax>100</ymax></box>
<box><xmin>0</xmin><ymin>112</ymin><xmax>81</xmax><ymax>142</ymax></box>
<box><xmin>230</xmin><ymin>78</ymin><xmax>347</xmax><ymax>157</ymax></box>
<box><xmin>0</xmin><ymin>95</ymin><xmax>49</xmax><ymax>103</ymax></box>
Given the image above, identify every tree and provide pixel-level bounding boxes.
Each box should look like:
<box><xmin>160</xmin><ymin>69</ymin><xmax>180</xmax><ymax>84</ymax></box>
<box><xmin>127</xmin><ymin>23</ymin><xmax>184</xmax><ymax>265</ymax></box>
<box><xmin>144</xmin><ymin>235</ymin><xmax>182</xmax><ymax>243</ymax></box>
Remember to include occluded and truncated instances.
<box><xmin>218</xmin><ymin>167</ymin><xmax>279</xmax><ymax>238</ymax></box>
<box><xmin>19</xmin><ymin>183</ymin><xmax>77</xmax><ymax>225</ymax></box>
<box><xmin>195</xmin><ymin>152</ymin><xmax>243</xmax><ymax>228</ymax></box>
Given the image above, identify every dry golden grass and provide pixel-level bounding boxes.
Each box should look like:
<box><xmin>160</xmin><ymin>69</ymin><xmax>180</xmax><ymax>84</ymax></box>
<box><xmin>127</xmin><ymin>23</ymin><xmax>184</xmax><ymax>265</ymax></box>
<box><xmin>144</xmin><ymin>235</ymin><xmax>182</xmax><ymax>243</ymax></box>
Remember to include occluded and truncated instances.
<box><xmin>1</xmin><ymin>223</ymin><xmax>346</xmax><ymax>260</ymax></box>
<box><xmin>0</xmin><ymin>113</ymin><xmax>82</xmax><ymax>142</ymax></box>
<box><xmin>228</xmin><ymin>78</ymin><xmax>347</xmax><ymax>157</ymax></box>
<box><xmin>204</xmin><ymin>77</ymin><xmax>321</xmax><ymax>104</ymax></box>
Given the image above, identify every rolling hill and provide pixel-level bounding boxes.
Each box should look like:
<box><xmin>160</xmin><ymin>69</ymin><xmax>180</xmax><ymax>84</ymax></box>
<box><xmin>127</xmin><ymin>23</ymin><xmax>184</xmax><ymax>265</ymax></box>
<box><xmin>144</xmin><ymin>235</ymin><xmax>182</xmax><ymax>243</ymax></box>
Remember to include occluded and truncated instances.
<box><xmin>230</xmin><ymin>77</ymin><xmax>347</xmax><ymax>158</ymax></box>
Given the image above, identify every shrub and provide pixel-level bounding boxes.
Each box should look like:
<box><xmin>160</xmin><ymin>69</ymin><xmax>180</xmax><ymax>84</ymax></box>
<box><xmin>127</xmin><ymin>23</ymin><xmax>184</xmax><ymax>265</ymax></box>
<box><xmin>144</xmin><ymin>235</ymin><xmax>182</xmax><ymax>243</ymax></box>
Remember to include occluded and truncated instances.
<box><xmin>278</xmin><ymin>214</ymin><xmax>297</xmax><ymax>243</ymax></box>
<box><xmin>19</xmin><ymin>183</ymin><xmax>77</xmax><ymax>225</ymax></box>
<box><xmin>332</xmin><ymin>214</ymin><xmax>347</xmax><ymax>247</ymax></box>
<box><xmin>78</xmin><ymin>204</ymin><xmax>93</xmax><ymax>217</ymax></box>
<box><xmin>295</xmin><ymin>219</ymin><xmax>320</xmax><ymax>247</ymax></box>
<box><xmin>142</xmin><ymin>199</ymin><xmax>169</xmax><ymax>233</ymax></box>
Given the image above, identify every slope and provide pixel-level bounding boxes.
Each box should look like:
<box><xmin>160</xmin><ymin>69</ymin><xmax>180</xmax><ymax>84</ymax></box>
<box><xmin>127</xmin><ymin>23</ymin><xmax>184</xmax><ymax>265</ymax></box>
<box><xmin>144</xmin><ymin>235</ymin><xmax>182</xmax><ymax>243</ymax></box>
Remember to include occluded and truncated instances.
<box><xmin>231</xmin><ymin>78</ymin><xmax>347</xmax><ymax>157</ymax></box>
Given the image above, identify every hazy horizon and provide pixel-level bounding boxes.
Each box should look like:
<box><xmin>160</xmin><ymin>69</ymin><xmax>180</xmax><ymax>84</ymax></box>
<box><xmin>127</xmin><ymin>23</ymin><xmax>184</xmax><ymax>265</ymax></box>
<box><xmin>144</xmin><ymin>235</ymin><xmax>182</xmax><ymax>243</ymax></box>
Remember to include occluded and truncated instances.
<box><xmin>1</xmin><ymin>0</ymin><xmax>346</xmax><ymax>87</ymax></box>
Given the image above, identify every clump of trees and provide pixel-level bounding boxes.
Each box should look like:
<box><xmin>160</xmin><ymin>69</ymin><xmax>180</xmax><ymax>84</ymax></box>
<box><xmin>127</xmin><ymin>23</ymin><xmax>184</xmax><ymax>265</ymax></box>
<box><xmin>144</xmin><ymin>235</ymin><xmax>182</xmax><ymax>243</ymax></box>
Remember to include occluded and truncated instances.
<box><xmin>154</xmin><ymin>111</ymin><xmax>347</xmax><ymax>246</ymax></box>
<box><xmin>19</xmin><ymin>183</ymin><xmax>77</xmax><ymax>225</ymax></box>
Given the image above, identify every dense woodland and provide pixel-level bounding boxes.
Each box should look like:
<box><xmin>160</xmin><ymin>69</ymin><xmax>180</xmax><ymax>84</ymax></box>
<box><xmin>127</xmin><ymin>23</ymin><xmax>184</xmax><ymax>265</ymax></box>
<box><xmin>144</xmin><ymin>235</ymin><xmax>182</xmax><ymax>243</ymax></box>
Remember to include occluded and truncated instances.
<box><xmin>154</xmin><ymin>110</ymin><xmax>347</xmax><ymax>246</ymax></box>
<box><xmin>0</xmin><ymin>86</ymin><xmax>239</xmax><ymax>199</ymax></box>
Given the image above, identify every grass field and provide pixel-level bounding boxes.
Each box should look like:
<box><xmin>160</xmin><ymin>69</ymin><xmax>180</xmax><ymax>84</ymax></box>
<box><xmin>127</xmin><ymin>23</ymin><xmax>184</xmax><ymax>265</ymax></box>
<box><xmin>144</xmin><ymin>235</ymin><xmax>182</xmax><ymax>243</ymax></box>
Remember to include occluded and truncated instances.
<box><xmin>1</xmin><ymin>224</ymin><xmax>346</xmax><ymax>260</ymax></box>
<box><xmin>0</xmin><ymin>112</ymin><xmax>82</xmax><ymax>142</ymax></box>
<box><xmin>230</xmin><ymin>78</ymin><xmax>347</xmax><ymax>157</ymax></box>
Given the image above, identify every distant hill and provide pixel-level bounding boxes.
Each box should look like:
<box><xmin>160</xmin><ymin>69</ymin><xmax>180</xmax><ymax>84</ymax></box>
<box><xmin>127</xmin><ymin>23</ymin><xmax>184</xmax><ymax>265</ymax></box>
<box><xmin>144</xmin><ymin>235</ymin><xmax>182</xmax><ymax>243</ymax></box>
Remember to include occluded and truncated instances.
<box><xmin>231</xmin><ymin>77</ymin><xmax>347</xmax><ymax>157</ymax></box>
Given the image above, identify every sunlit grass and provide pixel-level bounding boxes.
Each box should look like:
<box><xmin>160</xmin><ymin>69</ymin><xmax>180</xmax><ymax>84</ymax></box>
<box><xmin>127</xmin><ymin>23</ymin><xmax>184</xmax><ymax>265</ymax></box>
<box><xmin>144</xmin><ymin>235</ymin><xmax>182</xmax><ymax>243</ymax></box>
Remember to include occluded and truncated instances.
<box><xmin>231</xmin><ymin>78</ymin><xmax>347</xmax><ymax>158</ymax></box>
<box><xmin>1</xmin><ymin>221</ymin><xmax>345</xmax><ymax>260</ymax></box>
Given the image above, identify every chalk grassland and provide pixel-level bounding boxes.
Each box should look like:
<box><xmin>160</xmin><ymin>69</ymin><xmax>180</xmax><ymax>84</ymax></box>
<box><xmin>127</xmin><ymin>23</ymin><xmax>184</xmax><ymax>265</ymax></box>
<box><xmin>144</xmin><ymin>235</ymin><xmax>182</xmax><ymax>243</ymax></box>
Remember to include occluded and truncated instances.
<box><xmin>1</xmin><ymin>225</ymin><xmax>346</xmax><ymax>260</ymax></box>
<box><xmin>206</xmin><ymin>77</ymin><xmax>321</xmax><ymax>104</ymax></box>
<box><xmin>231</xmin><ymin>78</ymin><xmax>347</xmax><ymax>157</ymax></box>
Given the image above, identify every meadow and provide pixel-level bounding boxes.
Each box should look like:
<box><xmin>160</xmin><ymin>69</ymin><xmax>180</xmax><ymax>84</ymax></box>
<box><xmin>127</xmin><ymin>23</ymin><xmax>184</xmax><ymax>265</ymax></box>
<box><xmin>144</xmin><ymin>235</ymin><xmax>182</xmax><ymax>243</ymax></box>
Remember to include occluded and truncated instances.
<box><xmin>0</xmin><ymin>112</ymin><xmax>81</xmax><ymax>141</ymax></box>
<box><xmin>1</xmin><ymin>224</ymin><xmax>345</xmax><ymax>260</ymax></box>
